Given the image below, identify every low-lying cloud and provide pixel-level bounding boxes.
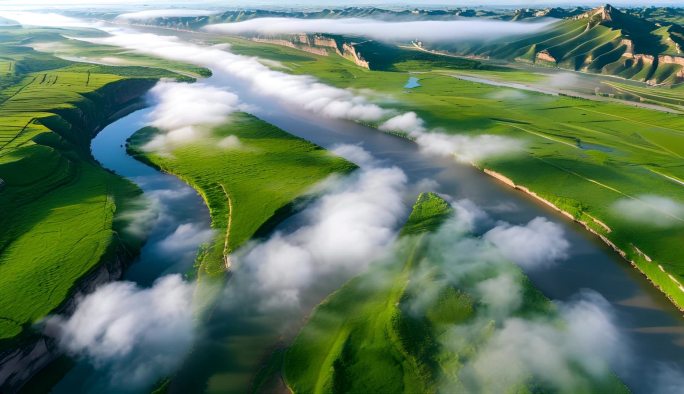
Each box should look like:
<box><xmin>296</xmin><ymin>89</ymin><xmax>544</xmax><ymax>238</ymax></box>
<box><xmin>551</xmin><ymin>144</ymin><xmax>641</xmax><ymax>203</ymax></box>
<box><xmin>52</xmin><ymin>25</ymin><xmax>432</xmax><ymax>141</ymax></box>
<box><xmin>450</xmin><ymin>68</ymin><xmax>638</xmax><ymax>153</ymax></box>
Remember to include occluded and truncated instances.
<box><xmin>205</xmin><ymin>17</ymin><xmax>552</xmax><ymax>43</ymax></box>
<box><xmin>611</xmin><ymin>195</ymin><xmax>684</xmax><ymax>228</ymax></box>
<box><xmin>484</xmin><ymin>216</ymin><xmax>570</xmax><ymax>268</ymax></box>
<box><xmin>400</xmin><ymin>198</ymin><xmax>626</xmax><ymax>392</ymax></box>
<box><xmin>45</xmin><ymin>275</ymin><xmax>195</xmax><ymax>390</ymax></box>
<box><xmin>379</xmin><ymin>111</ymin><xmax>523</xmax><ymax>163</ymax></box>
<box><xmin>458</xmin><ymin>291</ymin><xmax>623</xmax><ymax>392</ymax></box>
<box><xmin>232</xmin><ymin>149</ymin><xmax>408</xmax><ymax>311</ymax></box>
<box><xmin>143</xmin><ymin>81</ymin><xmax>240</xmax><ymax>152</ymax></box>
<box><xmin>156</xmin><ymin>222</ymin><xmax>214</xmax><ymax>262</ymax></box>
<box><xmin>0</xmin><ymin>11</ymin><xmax>94</xmax><ymax>28</ymax></box>
<box><xmin>116</xmin><ymin>9</ymin><xmax>218</xmax><ymax>21</ymax></box>
<box><xmin>80</xmin><ymin>30</ymin><xmax>390</xmax><ymax>124</ymax></box>
<box><xmin>48</xmin><ymin>21</ymin><xmax>522</xmax><ymax>164</ymax></box>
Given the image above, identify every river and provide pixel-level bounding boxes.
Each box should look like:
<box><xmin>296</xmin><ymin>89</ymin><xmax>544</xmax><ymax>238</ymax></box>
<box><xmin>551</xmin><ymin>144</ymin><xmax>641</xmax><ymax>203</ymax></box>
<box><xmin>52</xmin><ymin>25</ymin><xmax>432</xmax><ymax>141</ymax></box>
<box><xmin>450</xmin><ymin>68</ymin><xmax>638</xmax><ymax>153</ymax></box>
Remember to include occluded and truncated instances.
<box><xmin>51</xmin><ymin>58</ymin><xmax>683</xmax><ymax>394</ymax></box>
<box><xmin>51</xmin><ymin>108</ymin><xmax>212</xmax><ymax>392</ymax></box>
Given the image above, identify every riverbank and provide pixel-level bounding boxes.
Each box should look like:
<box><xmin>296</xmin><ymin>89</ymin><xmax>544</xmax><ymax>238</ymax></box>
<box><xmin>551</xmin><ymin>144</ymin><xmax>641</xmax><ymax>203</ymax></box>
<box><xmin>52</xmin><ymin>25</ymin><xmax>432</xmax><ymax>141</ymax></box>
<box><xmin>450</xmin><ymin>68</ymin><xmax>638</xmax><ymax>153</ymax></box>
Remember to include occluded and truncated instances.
<box><xmin>126</xmin><ymin>112</ymin><xmax>356</xmax><ymax>277</ymax></box>
<box><xmin>482</xmin><ymin>168</ymin><xmax>684</xmax><ymax>313</ymax></box>
<box><xmin>0</xmin><ymin>78</ymin><xmax>162</xmax><ymax>391</ymax></box>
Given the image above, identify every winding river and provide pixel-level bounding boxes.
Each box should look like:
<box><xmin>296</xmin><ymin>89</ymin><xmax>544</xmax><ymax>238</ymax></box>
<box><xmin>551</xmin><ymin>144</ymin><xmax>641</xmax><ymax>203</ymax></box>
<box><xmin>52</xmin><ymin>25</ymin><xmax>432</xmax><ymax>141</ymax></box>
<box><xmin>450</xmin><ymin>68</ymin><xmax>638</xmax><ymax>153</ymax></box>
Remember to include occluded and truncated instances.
<box><xmin>51</xmin><ymin>65</ymin><xmax>683</xmax><ymax>393</ymax></box>
<box><xmin>52</xmin><ymin>108</ymin><xmax>212</xmax><ymax>392</ymax></box>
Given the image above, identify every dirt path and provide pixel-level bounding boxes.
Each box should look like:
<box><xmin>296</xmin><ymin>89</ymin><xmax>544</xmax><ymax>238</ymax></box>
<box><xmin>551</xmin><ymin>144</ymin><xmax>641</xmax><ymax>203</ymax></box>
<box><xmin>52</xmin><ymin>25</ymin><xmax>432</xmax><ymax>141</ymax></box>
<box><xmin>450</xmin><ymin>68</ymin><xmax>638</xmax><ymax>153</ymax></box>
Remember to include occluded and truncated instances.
<box><xmin>220</xmin><ymin>184</ymin><xmax>233</xmax><ymax>271</ymax></box>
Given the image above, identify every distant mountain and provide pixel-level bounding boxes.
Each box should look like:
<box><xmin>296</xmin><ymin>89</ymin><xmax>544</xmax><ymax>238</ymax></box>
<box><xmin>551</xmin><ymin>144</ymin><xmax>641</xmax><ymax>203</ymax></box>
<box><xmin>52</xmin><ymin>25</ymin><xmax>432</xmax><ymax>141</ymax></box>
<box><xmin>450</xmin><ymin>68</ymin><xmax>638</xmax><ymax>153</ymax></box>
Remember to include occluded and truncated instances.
<box><xmin>508</xmin><ymin>7</ymin><xmax>585</xmax><ymax>21</ymax></box>
<box><xmin>433</xmin><ymin>4</ymin><xmax>684</xmax><ymax>85</ymax></box>
<box><xmin>625</xmin><ymin>6</ymin><xmax>684</xmax><ymax>26</ymax></box>
<box><xmin>113</xmin><ymin>7</ymin><xmax>514</xmax><ymax>30</ymax></box>
<box><xmin>120</xmin><ymin>4</ymin><xmax>684</xmax><ymax>85</ymax></box>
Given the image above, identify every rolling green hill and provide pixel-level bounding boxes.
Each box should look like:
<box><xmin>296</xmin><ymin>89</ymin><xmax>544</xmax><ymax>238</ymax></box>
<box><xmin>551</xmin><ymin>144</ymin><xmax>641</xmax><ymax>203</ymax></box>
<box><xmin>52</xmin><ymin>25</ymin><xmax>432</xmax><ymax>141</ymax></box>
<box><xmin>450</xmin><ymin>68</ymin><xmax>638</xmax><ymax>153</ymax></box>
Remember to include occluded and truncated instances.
<box><xmin>435</xmin><ymin>4</ymin><xmax>684</xmax><ymax>85</ymax></box>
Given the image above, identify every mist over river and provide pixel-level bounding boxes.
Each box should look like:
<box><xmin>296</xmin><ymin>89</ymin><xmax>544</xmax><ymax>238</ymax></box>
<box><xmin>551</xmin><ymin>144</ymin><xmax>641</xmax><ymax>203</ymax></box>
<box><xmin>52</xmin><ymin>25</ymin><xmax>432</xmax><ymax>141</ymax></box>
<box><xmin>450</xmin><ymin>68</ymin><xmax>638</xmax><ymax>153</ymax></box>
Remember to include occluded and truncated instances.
<box><xmin>50</xmin><ymin>28</ymin><xmax>684</xmax><ymax>393</ymax></box>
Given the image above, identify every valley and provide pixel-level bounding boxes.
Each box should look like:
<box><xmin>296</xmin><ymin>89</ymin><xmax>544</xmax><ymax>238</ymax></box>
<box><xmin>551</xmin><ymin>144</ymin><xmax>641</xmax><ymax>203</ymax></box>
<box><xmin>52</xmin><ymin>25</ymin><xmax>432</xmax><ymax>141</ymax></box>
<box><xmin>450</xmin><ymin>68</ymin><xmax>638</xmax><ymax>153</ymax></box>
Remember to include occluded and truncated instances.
<box><xmin>0</xmin><ymin>4</ymin><xmax>683</xmax><ymax>393</ymax></box>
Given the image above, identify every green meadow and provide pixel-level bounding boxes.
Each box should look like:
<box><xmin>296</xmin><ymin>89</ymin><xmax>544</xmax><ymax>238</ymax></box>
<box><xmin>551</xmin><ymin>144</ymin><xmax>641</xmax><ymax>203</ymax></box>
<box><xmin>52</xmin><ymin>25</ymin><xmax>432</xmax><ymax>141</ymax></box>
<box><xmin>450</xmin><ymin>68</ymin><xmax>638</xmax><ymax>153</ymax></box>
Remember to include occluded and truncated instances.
<box><xmin>603</xmin><ymin>80</ymin><xmax>684</xmax><ymax>112</ymax></box>
<box><xmin>0</xmin><ymin>25</ymin><xmax>200</xmax><ymax>345</ymax></box>
<box><xmin>127</xmin><ymin>112</ymin><xmax>355</xmax><ymax>277</ymax></box>
<box><xmin>283</xmin><ymin>193</ymin><xmax>626</xmax><ymax>393</ymax></box>
<box><xmin>221</xmin><ymin>36</ymin><xmax>684</xmax><ymax>309</ymax></box>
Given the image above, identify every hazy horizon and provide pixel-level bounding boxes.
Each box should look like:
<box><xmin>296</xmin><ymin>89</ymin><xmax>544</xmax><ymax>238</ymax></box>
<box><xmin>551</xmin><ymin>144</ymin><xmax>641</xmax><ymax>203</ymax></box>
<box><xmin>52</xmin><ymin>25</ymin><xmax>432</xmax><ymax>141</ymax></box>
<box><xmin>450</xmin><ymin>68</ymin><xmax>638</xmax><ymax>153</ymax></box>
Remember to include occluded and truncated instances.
<box><xmin>0</xmin><ymin>0</ymin><xmax>682</xmax><ymax>11</ymax></box>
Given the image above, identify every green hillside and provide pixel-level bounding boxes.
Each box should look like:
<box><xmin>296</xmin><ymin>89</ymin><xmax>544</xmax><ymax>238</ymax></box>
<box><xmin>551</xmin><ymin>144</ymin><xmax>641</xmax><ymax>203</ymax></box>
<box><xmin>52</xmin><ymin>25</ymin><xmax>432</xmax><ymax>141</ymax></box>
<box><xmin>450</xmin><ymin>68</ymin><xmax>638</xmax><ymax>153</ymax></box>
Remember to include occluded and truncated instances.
<box><xmin>436</xmin><ymin>4</ymin><xmax>684</xmax><ymax>85</ymax></box>
<box><xmin>283</xmin><ymin>193</ymin><xmax>627</xmax><ymax>393</ymax></box>
<box><xmin>127</xmin><ymin>113</ymin><xmax>355</xmax><ymax>277</ymax></box>
<box><xmin>0</xmin><ymin>25</ymin><xmax>196</xmax><ymax>346</ymax></box>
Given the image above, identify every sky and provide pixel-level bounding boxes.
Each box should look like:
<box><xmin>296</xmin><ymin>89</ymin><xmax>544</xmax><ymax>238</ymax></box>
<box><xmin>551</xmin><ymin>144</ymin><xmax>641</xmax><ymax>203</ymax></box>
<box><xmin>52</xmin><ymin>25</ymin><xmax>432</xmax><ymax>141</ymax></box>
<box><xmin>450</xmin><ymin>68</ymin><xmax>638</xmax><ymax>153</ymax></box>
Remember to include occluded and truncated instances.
<box><xmin>0</xmin><ymin>0</ymin><xmax>681</xmax><ymax>9</ymax></box>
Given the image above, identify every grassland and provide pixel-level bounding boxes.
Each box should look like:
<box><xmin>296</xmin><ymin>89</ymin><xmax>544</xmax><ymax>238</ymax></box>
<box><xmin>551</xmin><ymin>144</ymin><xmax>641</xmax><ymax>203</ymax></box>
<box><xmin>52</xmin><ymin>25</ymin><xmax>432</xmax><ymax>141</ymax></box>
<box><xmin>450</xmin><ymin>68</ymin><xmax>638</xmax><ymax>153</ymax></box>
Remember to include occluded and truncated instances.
<box><xmin>438</xmin><ymin>5</ymin><xmax>684</xmax><ymax>85</ymax></box>
<box><xmin>283</xmin><ymin>193</ymin><xmax>626</xmax><ymax>393</ymax></box>
<box><xmin>219</xmin><ymin>35</ymin><xmax>684</xmax><ymax>309</ymax></box>
<box><xmin>127</xmin><ymin>112</ymin><xmax>355</xmax><ymax>277</ymax></box>
<box><xmin>603</xmin><ymin>80</ymin><xmax>684</xmax><ymax>111</ymax></box>
<box><xmin>0</xmin><ymin>25</ymin><xmax>200</xmax><ymax>345</ymax></box>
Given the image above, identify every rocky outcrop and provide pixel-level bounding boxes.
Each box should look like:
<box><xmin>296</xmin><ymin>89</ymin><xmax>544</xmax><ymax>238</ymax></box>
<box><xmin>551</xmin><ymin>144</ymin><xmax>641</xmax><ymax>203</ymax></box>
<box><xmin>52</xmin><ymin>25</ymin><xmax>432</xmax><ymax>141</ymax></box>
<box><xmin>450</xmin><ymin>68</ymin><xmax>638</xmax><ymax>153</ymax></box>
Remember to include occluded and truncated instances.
<box><xmin>252</xmin><ymin>37</ymin><xmax>330</xmax><ymax>56</ymax></box>
<box><xmin>657</xmin><ymin>54</ymin><xmax>684</xmax><ymax>79</ymax></box>
<box><xmin>251</xmin><ymin>34</ymin><xmax>371</xmax><ymax>69</ymax></box>
<box><xmin>575</xmin><ymin>4</ymin><xmax>616</xmax><ymax>22</ymax></box>
<box><xmin>535</xmin><ymin>50</ymin><xmax>557</xmax><ymax>64</ymax></box>
<box><xmin>341</xmin><ymin>43</ymin><xmax>370</xmax><ymax>69</ymax></box>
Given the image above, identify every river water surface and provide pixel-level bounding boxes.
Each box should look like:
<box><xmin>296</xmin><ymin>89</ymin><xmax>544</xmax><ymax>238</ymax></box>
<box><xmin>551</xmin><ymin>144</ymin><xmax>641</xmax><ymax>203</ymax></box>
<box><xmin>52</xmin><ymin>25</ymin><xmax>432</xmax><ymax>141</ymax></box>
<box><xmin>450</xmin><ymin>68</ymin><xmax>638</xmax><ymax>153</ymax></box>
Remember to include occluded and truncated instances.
<box><xmin>182</xmin><ymin>69</ymin><xmax>684</xmax><ymax>393</ymax></box>
<box><xmin>52</xmin><ymin>51</ymin><xmax>684</xmax><ymax>393</ymax></box>
<box><xmin>52</xmin><ymin>108</ymin><xmax>212</xmax><ymax>392</ymax></box>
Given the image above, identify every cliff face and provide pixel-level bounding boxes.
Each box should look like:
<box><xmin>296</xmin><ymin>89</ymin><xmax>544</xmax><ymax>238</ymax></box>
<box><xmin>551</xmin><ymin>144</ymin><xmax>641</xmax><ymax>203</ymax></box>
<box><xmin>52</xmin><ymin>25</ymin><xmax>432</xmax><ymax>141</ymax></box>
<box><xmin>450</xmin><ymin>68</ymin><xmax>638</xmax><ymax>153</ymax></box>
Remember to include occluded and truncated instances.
<box><xmin>341</xmin><ymin>43</ymin><xmax>370</xmax><ymax>69</ymax></box>
<box><xmin>251</xmin><ymin>34</ymin><xmax>371</xmax><ymax>70</ymax></box>
<box><xmin>0</xmin><ymin>78</ymin><xmax>156</xmax><ymax>393</ymax></box>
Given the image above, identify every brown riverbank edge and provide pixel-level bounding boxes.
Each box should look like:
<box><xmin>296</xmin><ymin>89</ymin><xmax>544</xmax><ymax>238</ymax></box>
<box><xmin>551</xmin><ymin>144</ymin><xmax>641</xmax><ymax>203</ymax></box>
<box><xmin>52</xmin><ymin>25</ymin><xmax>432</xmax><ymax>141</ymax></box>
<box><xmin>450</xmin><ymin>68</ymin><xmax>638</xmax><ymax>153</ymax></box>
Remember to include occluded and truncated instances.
<box><xmin>482</xmin><ymin>167</ymin><xmax>684</xmax><ymax>313</ymax></box>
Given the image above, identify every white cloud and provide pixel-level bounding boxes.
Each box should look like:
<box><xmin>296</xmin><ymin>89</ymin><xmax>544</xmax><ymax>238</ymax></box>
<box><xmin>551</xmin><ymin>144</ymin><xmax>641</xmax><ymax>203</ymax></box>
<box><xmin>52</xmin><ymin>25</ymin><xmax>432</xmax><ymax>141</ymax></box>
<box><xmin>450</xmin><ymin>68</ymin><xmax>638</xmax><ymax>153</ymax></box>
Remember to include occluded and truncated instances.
<box><xmin>205</xmin><ymin>17</ymin><xmax>553</xmax><ymax>43</ymax></box>
<box><xmin>230</xmin><ymin>147</ymin><xmax>408</xmax><ymax>312</ymax></box>
<box><xmin>156</xmin><ymin>222</ymin><xmax>214</xmax><ymax>262</ymax></box>
<box><xmin>415</xmin><ymin>132</ymin><xmax>523</xmax><ymax>163</ymax></box>
<box><xmin>0</xmin><ymin>11</ymin><xmax>94</xmax><ymax>27</ymax></box>
<box><xmin>484</xmin><ymin>217</ymin><xmax>570</xmax><ymax>269</ymax></box>
<box><xmin>459</xmin><ymin>291</ymin><xmax>623</xmax><ymax>392</ymax></box>
<box><xmin>331</xmin><ymin>143</ymin><xmax>376</xmax><ymax>167</ymax></box>
<box><xmin>475</xmin><ymin>273</ymin><xmax>523</xmax><ymax>319</ymax></box>
<box><xmin>217</xmin><ymin>134</ymin><xmax>242</xmax><ymax>149</ymax></box>
<box><xmin>393</xmin><ymin>198</ymin><xmax>625</xmax><ymax>391</ymax></box>
<box><xmin>78</xmin><ymin>30</ymin><xmax>391</xmax><ymax>125</ymax></box>
<box><xmin>611</xmin><ymin>195</ymin><xmax>684</xmax><ymax>228</ymax></box>
<box><xmin>44</xmin><ymin>275</ymin><xmax>195</xmax><ymax>390</ymax></box>
<box><xmin>116</xmin><ymin>9</ymin><xmax>218</xmax><ymax>21</ymax></box>
<box><xmin>379</xmin><ymin>111</ymin><xmax>425</xmax><ymax>134</ymax></box>
<box><xmin>379</xmin><ymin>112</ymin><xmax>523</xmax><ymax>163</ymax></box>
<box><xmin>53</xmin><ymin>22</ymin><xmax>522</xmax><ymax>165</ymax></box>
<box><xmin>143</xmin><ymin>81</ymin><xmax>240</xmax><ymax>151</ymax></box>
